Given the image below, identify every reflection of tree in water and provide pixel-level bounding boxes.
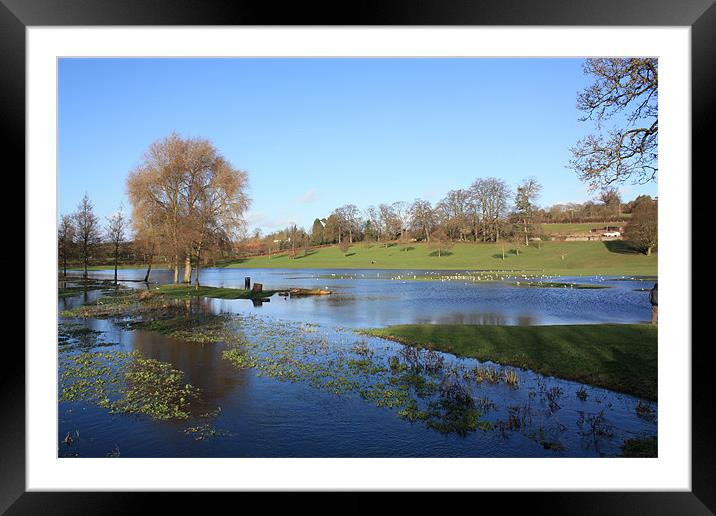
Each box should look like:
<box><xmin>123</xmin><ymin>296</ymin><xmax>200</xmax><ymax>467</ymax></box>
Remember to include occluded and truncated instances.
<box><xmin>130</xmin><ymin>320</ymin><xmax>249</xmax><ymax>405</ymax></box>
<box><xmin>417</xmin><ymin>313</ymin><xmax>509</xmax><ymax>325</ymax></box>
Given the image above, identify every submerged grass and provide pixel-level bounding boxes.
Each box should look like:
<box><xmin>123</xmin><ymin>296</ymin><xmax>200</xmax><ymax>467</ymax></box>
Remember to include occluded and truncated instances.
<box><xmin>60</xmin><ymin>350</ymin><xmax>202</xmax><ymax>420</ymax></box>
<box><xmin>362</xmin><ymin>324</ymin><xmax>657</xmax><ymax>400</ymax></box>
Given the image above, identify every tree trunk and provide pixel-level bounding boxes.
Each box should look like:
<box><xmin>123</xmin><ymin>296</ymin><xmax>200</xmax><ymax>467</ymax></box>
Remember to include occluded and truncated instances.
<box><xmin>173</xmin><ymin>255</ymin><xmax>179</xmax><ymax>284</ymax></box>
<box><xmin>194</xmin><ymin>249</ymin><xmax>201</xmax><ymax>288</ymax></box>
<box><xmin>183</xmin><ymin>254</ymin><xmax>192</xmax><ymax>283</ymax></box>
<box><xmin>63</xmin><ymin>253</ymin><xmax>67</xmax><ymax>277</ymax></box>
<box><xmin>646</xmin><ymin>246</ymin><xmax>652</xmax><ymax>256</ymax></box>
<box><xmin>523</xmin><ymin>218</ymin><xmax>529</xmax><ymax>246</ymax></box>
<box><xmin>113</xmin><ymin>243</ymin><xmax>119</xmax><ymax>285</ymax></box>
<box><xmin>144</xmin><ymin>260</ymin><xmax>153</xmax><ymax>283</ymax></box>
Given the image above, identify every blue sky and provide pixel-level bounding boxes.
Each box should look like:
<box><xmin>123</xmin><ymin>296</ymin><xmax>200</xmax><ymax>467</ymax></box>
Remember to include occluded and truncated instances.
<box><xmin>58</xmin><ymin>58</ymin><xmax>657</xmax><ymax>234</ymax></box>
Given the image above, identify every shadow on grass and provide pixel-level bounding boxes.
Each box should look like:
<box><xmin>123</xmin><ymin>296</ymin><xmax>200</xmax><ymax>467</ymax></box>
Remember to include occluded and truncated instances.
<box><xmin>293</xmin><ymin>250</ymin><xmax>318</xmax><ymax>259</ymax></box>
<box><xmin>603</xmin><ymin>240</ymin><xmax>641</xmax><ymax>255</ymax></box>
<box><xmin>429</xmin><ymin>251</ymin><xmax>454</xmax><ymax>257</ymax></box>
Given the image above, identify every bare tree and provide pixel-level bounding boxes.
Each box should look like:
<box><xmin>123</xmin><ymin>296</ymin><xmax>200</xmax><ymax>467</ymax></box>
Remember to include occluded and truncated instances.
<box><xmin>364</xmin><ymin>206</ymin><xmax>382</xmax><ymax>243</ymax></box>
<box><xmin>392</xmin><ymin>201</ymin><xmax>410</xmax><ymax>242</ymax></box>
<box><xmin>58</xmin><ymin>214</ymin><xmax>76</xmax><ymax>277</ymax></box>
<box><xmin>379</xmin><ymin>203</ymin><xmax>400</xmax><ymax>246</ymax></box>
<box><xmin>74</xmin><ymin>193</ymin><xmax>101</xmax><ymax>279</ymax></box>
<box><xmin>569</xmin><ymin>58</ymin><xmax>658</xmax><ymax>188</ymax></box>
<box><xmin>127</xmin><ymin>134</ymin><xmax>249</xmax><ymax>285</ymax></box>
<box><xmin>106</xmin><ymin>206</ymin><xmax>129</xmax><ymax>285</ymax></box>
<box><xmin>437</xmin><ymin>189</ymin><xmax>471</xmax><ymax>241</ymax></box>
<box><xmin>409</xmin><ymin>199</ymin><xmax>435</xmax><ymax>242</ymax></box>
<box><xmin>336</xmin><ymin>204</ymin><xmax>361</xmax><ymax>244</ymax></box>
<box><xmin>469</xmin><ymin>178</ymin><xmax>509</xmax><ymax>242</ymax></box>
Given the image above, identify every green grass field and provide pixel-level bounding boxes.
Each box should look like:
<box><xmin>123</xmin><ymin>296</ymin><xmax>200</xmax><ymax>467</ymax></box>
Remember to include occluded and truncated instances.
<box><xmin>362</xmin><ymin>324</ymin><xmax>657</xmax><ymax>400</ymax></box>
<box><xmin>224</xmin><ymin>241</ymin><xmax>657</xmax><ymax>276</ymax></box>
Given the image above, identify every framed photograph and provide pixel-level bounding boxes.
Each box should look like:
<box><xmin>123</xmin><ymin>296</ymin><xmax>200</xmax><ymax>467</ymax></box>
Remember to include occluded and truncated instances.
<box><xmin>8</xmin><ymin>0</ymin><xmax>712</xmax><ymax>512</ymax></box>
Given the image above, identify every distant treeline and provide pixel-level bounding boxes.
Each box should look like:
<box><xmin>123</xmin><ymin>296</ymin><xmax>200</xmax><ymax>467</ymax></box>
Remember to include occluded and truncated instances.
<box><xmin>239</xmin><ymin>179</ymin><xmax>656</xmax><ymax>258</ymax></box>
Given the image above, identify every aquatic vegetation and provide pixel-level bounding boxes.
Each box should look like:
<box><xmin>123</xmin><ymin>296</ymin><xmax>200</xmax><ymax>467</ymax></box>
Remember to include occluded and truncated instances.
<box><xmin>502</xmin><ymin>368</ymin><xmax>519</xmax><ymax>387</ymax></box>
<box><xmin>183</xmin><ymin>422</ymin><xmax>231</xmax><ymax>441</ymax></box>
<box><xmin>576</xmin><ymin>386</ymin><xmax>589</xmax><ymax>401</ymax></box>
<box><xmin>60</xmin><ymin>350</ymin><xmax>202</xmax><ymax>421</ymax></box>
<box><xmin>635</xmin><ymin>400</ymin><xmax>657</xmax><ymax>423</ymax></box>
<box><xmin>222</xmin><ymin>348</ymin><xmax>257</xmax><ymax>368</ymax></box>
<box><xmin>577</xmin><ymin>410</ymin><xmax>615</xmax><ymax>453</ymax></box>
<box><xmin>545</xmin><ymin>387</ymin><xmax>564</xmax><ymax>413</ymax></box>
<box><xmin>472</xmin><ymin>365</ymin><xmax>501</xmax><ymax>384</ymax></box>
<box><xmin>112</xmin><ymin>357</ymin><xmax>201</xmax><ymax>420</ymax></box>
<box><xmin>351</xmin><ymin>340</ymin><xmax>371</xmax><ymax>356</ymax></box>
<box><xmin>58</xmin><ymin>323</ymin><xmax>113</xmax><ymax>351</ymax></box>
<box><xmin>424</xmin><ymin>379</ymin><xmax>490</xmax><ymax>435</ymax></box>
<box><xmin>475</xmin><ymin>396</ymin><xmax>496</xmax><ymax>412</ymax></box>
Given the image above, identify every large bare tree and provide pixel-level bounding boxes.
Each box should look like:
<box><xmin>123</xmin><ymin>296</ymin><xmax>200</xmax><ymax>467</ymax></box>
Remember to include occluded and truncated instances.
<box><xmin>74</xmin><ymin>193</ymin><xmax>101</xmax><ymax>279</ymax></box>
<box><xmin>569</xmin><ymin>58</ymin><xmax>658</xmax><ymax>189</ymax></box>
<box><xmin>127</xmin><ymin>134</ymin><xmax>249</xmax><ymax>285</ymax></box>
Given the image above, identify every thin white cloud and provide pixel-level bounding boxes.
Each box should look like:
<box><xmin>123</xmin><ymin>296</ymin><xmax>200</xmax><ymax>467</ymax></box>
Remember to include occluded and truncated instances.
<box><xmin>298</xmin><ymin>188</ymin><xmax>318</xmax><ymax>204</ymax></box>
<box><xmin>246</xmin><ymin>211</ymin><xmax>294</xmax><ymax>232</ymax></box>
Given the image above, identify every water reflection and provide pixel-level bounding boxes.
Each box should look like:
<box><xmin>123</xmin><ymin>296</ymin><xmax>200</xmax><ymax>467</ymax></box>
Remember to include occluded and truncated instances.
<box><xmin>79</xmin><ymin>268</ymin><xmax>655</xmax><ymax>329</ymax></box>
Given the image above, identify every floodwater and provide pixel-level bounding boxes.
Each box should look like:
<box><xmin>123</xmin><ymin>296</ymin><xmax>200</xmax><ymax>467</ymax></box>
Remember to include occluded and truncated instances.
<box><xmin>74</xmin><ymin>268</ymin><xmax>657</xmax><ymax>327</ymax></box>
<box><xmin>58</xmin><ymin>268</ymin><xmax>658</xmax><ymax>458</ymax></box>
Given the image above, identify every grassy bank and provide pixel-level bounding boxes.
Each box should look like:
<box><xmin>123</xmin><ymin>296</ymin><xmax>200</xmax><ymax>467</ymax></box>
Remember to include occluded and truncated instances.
<box><xmin>362</xmin><ymin>324</ymin><xmax>657</xmax><ymax>400</ymax></box>
<box><xmin>153</xmin><ymin>284</ymin><xmax>277</xmax><ymax>300</ymax></box>
<box><xmin>224</xmin><ymin>241</ymin><xmax>656</xmax><ymax>276</ymax></box>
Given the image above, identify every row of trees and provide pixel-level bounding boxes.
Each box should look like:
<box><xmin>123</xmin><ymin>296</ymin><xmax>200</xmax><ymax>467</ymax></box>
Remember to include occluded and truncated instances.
<box><xmin>319</xmin><ymin>177</ymin><xmax>539</xmax><ymax>247</ymax></box>
<box><xmin>57</xmin><ymin>194</ymin><xmax>129</xmax><ymax>283</ymax></box>
<box><xmin>59</xmin><ymin>134</ymin><xmax>251</xmax><ymax>286</ymax></box>
<box><xmin>237</xmin><ymin>176</ymin><xmax>544</xmax><ymax>258</ymax></box>
<box><xmin>239</xmin><ymin>187</ymin><xmax>657</xmax><ymax>259</ymax></box>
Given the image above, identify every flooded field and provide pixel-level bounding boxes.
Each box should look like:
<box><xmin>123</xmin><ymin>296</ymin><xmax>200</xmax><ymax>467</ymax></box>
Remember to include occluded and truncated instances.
<box><xmin>58</xmin><ymin>268</ymin><xmax>657</xmax><ymax>458</ymax></box>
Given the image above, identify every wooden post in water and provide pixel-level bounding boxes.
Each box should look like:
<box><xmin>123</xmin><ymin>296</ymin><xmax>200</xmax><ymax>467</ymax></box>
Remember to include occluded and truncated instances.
<box><xmin>251</xmin><ymin>283</ymin><xmax>263</xmax><ymax>293</ymax></box>
<box><xmin>245</xmin><ymin>277</ymin><xmax>251</xmax><ymax>289</ymax></box>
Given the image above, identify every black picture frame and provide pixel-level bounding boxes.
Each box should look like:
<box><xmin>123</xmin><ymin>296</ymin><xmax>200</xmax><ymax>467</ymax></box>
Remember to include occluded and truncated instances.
<box><xmin>6</xmin><ymin>0</ymin><xmax>711</xmax><ymax>512</ymax></box>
